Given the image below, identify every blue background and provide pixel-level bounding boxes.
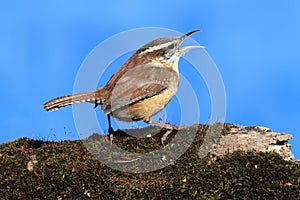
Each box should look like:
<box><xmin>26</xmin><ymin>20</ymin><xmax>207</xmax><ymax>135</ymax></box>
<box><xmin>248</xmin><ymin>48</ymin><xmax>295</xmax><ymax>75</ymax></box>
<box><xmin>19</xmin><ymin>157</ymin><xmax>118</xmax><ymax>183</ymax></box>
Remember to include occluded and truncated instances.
<box><xmin>1</xmin><ymin>1</ymin><xmax>299</xmax><ymax>160</ymax></box>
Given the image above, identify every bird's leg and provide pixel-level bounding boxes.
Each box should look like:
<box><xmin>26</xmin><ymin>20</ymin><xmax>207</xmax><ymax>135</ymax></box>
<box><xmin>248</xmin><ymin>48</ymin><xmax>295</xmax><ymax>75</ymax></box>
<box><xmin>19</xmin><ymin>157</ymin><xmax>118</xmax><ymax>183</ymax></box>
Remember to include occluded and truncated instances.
<box><xmin>107</xmin><ymin>114</ymin><xmax>114</xmax><ymax>145</ymax></box>
<box><xmin>146</xmin><ymin>120</ymin><xmax>180</xmax><ymax>145</ymax></box>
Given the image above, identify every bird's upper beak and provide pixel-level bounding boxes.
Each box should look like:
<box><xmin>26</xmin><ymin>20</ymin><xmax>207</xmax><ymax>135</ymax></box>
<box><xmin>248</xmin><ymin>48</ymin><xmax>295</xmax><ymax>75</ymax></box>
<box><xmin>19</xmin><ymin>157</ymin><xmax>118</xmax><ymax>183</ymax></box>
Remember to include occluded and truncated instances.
<box><xmin>178</xmin><ymin>30</ymin><xmax>205</xmax><ymax>55</ymax></box>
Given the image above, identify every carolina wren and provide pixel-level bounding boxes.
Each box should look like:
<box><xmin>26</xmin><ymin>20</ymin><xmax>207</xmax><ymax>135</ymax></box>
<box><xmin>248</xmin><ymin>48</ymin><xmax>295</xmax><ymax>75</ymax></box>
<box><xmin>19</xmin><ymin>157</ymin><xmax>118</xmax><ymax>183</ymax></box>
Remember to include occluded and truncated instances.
<box><xmin>43</xmin><ymin>30</ymin><xmax>204</xmax><ymax>144</ymax></box>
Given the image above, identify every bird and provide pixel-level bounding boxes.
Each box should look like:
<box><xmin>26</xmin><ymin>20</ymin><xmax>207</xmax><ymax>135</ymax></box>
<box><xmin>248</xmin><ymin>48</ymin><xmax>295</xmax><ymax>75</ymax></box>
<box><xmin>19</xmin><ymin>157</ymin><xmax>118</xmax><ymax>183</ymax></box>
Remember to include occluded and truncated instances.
<box><xmin>43</xmin><ymin>30</ymin><xmax>204</xmax><ymax>144</ymax></box>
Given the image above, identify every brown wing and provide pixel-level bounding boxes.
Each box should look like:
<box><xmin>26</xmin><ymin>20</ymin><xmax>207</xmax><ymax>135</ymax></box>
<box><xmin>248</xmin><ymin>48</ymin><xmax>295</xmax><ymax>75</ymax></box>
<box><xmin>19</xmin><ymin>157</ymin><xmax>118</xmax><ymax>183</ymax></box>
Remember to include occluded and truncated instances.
<box><xmin>102</xmin><ymin>64</ymin><xmax>179</xmax><ymax>114</ymax></box>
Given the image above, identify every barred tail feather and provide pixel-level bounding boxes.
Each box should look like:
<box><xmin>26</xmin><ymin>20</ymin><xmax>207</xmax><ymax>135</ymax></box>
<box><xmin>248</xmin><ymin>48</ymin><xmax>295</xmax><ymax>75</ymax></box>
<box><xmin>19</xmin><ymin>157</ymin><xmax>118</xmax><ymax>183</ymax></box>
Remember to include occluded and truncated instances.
<box><xmin>44</xmin><ymin>92</ymin><xmax>100</xmax><ymax>112</ymax></box>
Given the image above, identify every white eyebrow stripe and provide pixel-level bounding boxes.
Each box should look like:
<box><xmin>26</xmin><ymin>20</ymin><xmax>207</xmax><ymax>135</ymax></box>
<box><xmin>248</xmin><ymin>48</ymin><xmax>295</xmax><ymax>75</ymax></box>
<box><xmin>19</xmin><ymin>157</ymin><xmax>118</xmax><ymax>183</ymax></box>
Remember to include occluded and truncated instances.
<box><xmin>138</xmin><ymin>41</ymin><xmax>176</xmax><ymax>55</ymax></box>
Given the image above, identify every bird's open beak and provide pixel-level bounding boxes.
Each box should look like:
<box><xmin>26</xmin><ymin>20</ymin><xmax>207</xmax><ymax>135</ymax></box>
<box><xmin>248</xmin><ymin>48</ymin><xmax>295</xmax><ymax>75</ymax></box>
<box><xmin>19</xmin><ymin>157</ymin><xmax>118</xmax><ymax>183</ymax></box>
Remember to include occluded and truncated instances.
<box><xmin>178</xmin><ymin>30</ymin><xmax>205</xmax><ymax>55</ymax></box>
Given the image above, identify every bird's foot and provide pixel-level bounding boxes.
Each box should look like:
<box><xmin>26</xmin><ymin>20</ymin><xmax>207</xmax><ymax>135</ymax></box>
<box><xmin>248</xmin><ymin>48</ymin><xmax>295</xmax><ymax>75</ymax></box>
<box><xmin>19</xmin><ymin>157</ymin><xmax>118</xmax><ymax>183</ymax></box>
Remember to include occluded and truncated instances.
<box><xmin>145</xmin><ymin>120</ymin><xmax>187</xmax><ymax>145</ymax></box>
<box><xmin>160</xmin><ymin>124</ymin><xmax>187</xmax><ymax>145</ymax></box>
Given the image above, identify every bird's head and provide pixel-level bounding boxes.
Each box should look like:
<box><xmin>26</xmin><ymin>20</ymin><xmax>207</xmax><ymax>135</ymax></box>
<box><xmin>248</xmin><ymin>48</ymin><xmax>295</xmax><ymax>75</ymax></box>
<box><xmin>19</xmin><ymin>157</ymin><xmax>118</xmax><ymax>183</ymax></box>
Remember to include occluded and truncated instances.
<box><xmin>136</xmin><ymin>30</ymin><xmax>205</xmax><ymax>69</ymax></box>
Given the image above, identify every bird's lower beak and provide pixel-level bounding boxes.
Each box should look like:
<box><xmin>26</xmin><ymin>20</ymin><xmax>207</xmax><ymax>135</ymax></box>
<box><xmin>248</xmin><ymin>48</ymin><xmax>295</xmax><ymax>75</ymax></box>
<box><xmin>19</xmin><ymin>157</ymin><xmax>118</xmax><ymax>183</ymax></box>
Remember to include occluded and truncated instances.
<box><xmin>179</xmin><ymin>45</ymin><xmax>205</xmax><ymax>55</ymax></box>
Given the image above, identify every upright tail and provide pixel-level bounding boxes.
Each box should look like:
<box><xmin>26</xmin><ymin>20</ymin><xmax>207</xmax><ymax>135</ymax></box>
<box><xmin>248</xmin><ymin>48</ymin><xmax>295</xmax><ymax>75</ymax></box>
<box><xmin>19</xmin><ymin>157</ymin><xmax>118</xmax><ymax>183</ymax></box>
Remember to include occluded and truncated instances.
<box><xmin>43</xmin><ymin>88</ymin><xmax>107</xmax><ymax>112</ymax></box>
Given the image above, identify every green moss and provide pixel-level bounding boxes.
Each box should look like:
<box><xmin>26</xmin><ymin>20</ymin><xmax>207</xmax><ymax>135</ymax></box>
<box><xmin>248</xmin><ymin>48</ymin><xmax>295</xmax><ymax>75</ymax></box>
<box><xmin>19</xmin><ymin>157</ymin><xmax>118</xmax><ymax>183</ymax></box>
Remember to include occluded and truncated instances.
<box><xmin>0</xmin><ymin>124</ymin><xmax>299</xmax><ymax>199</ymax></box>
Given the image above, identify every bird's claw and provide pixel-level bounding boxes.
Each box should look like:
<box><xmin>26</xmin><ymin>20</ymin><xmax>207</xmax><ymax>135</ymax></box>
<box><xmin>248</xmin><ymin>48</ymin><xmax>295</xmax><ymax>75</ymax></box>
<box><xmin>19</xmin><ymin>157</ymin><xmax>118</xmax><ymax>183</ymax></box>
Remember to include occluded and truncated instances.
<box><xmin>161</xmin><ymin>129</ymin><xmax>173</xmax><ymax>145</ymax></box>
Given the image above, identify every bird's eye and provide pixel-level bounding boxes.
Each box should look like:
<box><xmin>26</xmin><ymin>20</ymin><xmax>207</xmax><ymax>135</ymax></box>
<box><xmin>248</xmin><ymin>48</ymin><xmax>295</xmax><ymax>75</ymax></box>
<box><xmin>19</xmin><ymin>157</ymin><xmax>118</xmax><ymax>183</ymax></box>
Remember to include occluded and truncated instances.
<box><xmin>168</xmin><ymin>44</ymin><xmax>175</xmax><ymax>49</ymax></box>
